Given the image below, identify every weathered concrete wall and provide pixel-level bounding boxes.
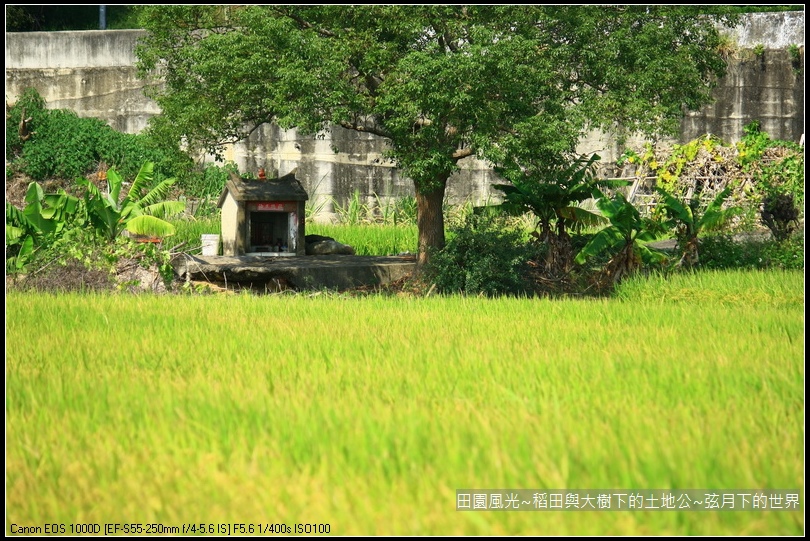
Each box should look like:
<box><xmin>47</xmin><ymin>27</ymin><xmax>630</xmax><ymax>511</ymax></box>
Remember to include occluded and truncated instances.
<box><xmin>6</xmin><ymin>66</ymin><xmax>159</xmax><ymax>133</ymax></box>
<box><xmin>5</xmin><ymin>12</ymin><xmax>804</xmax><ymax>219</ymax></box>
<box><xmin>687</xmin><ymin>11</ymin><xmax>805</xmax><ymax>144</ymax></box>
<box><xmin>721</xmin><ymin>11</ymin><xmax>805</xmax><ymax>49</ymax></box>
<box><xmin>681</xmin><ymin>48</ymin><xmax>804</xmax><ymax>144</ymax></box>
<box><xmin>230</xmin><ymin>122</ymin><xmax>502</xmax><ymax>220</ymax></box>
<box><xmin>5</xmin><ymin>30</ymin><xmax>160</xmax><ymax>134</ymax></box>
<box><xmin>6</xmin><ymin>29</ymin><xmax>144</xmax><ymax>68</ymax></box>
<box><xmin>584</xmin><ymin>11</ymin><xmax>805</xmax><ymax>173</ymax></box>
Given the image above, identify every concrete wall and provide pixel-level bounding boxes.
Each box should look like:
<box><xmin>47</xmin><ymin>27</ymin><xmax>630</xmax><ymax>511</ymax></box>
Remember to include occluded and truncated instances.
<box><xmin>5</xmin><ymin>12</ymin><xmax>804</xmax><ymax>219</ymax></box>
<box><xmin>681</xmin><ymin>48</ymin><xmax>804</xmax><ymax>145</ymax></box>
<box><xmin>687</xmin><ymin>11</ymin><xmax>805</xmax><ymax>144</ymax></box>
<box><xmin>6</xmin><ymin>30</ymin><xmax>160</xmax><ymax>133</ymax></box>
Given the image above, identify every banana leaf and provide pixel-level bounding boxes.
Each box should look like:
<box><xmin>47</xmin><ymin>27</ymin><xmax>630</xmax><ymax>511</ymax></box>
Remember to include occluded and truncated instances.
<box><xmin>125</xmin><ymin>215</ymin><xmax>177</xmax><ymax>237</ymax></box>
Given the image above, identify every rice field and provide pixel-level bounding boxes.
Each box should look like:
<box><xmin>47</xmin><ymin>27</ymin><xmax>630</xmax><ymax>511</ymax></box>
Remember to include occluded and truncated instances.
<box><xmin>5</xmin><ymin>269</ymin><xmax>804</xmax><ymax>535</ymax></box>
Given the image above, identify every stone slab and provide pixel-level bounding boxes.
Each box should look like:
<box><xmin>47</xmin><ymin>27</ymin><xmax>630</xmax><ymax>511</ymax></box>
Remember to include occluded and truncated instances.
<box><xmin>171</xmin><ymin>254</ymin><xmax>417</xmax><ymax>291</ymax></box>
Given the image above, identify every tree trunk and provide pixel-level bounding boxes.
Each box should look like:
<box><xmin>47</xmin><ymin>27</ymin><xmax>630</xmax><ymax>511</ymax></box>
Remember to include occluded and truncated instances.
<box><xmin>415</xmin><ymin>178</ymin><xmax>448</xmax><ymax>266</ymax></box>
<box><xmin>677</xmin><ymin>236</ymin><xmax>700</xmax><ymax>268</ymax></box>
<box><xmin>544</xmin><ymin>221</ymin><xmax>573</xmax><ymax>278</ymax></box>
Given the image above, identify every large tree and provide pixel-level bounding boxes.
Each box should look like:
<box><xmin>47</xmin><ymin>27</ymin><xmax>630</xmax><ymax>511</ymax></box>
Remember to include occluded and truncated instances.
<box><xmin>134</xmin><ymin>5</ymin><xmax>738</xmax><ymax>265</ymax></box>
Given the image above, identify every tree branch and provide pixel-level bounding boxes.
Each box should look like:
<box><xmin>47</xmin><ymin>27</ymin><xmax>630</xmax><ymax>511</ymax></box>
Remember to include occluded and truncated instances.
<box><xmin>452</xmin><ymin>147</ymin><xmax>474</xmax><ymax>160</ymax></box>
<box><xmin>272</xmin><ymin>6</ymin><xmax>337</xmax><ymax>38</ymax></box>
<box><xmin>338</xmin><ymin>120</ymin><xmax>392</xmax><ymax>139</ymax></box>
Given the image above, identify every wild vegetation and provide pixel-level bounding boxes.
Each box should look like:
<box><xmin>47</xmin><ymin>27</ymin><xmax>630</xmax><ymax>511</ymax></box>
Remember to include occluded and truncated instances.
<box><xmin>5</xmin><ymin>88</ymin><xmax>804</xmax><ymax>296</ymax></box>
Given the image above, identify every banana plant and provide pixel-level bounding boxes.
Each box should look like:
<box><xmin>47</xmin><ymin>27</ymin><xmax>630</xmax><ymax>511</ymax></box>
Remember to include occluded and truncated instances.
<box><xmin>494</xmin><ymin>154</ymin><xmax>609</xmax><ymax>236</ymax></box>
<box><xmin>77</xmin><ymin>161</ymin><xmax>185</xmax><ymax>241</ymax></box>
<box><xmin>6</xmin><ymin>181</ymin><xmax>81</xmax><ymax>270</ymax></box>
<box><xmin>20</xmin><ymin>181</ymin><xmax>81</xmax><ymax>235</ymax></box>
<box><xmin>654</xmin><ymin>186</ymin><xmax>741</xmax><ymax>268</ymax></box>
<box><xmin>493</xmin><ymin>153</ymin><xmax>629</xmax><ymax>276</ymax></box>
<box><xmin>574</xmin><ymin>191</ymin><xmax>668</xmax><ymax>284</ymax></box>
<box><xmin>5</xmin><ymin>202</ymin><xmax>35</xmax><ymax>270</ymax></box>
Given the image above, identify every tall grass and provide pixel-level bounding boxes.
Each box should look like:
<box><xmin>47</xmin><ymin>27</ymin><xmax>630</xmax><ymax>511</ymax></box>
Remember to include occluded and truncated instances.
<box><xmin>170</xmin><ymin>217</ymin><xmax>415</xmax><ymax>257</ymax></box>
<box><xmin>5</xmin><ymin>270</ymin><xmax>804</xmax><ymax>535</ymax></box>
<box><xmin>168</xmin><ymin>216</ymin><xmax>221</xmax><ymax>253</ymax></box>
<box><xmin>306</xmin><ymin>223</ymin><xmax>417</xmax><ymax>256</ymax></box>
<box><xmin>330</xmin><ymin>190</ymin><xmax>418</xmax><ymax>226</ymax></box>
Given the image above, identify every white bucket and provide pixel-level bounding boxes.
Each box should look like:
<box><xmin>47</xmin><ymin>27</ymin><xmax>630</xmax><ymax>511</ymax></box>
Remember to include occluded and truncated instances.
<box><xmin>201</xmin><ymin>234</ymin><xmax>220</xmax><ymax>256</ymax></box>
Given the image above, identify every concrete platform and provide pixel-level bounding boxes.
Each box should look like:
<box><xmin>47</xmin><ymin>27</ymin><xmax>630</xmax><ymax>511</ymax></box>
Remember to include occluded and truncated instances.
<box><xmin>171</xmin><ymin>253</ymin><xmax>418</xmax><ymax>291</ymax></box>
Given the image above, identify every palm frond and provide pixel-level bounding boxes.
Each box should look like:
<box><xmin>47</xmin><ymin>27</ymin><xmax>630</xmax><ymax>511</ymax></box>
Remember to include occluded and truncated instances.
<box><xmin>557</xmin><ymin>206</ymin><xmax>606</xmax><ymax>227</ymax></box>
<box><xmin>141</xmin><ymin>200</ymin><xmax>186</xmax><ymax>219</ymax></box>
<box><xmin>125</xmin><ymin>162</ymin><xmax>156</xmax><ymax>202</ymax></box>
<box><xmin>138</xmin><ymin>178</ymin><xmax>178</xmax><ymax>209</ymax></box>
<box><xmin>574</xmin><ymin>226</ymin><xmax>624</xmax><ymax>264</ymax></box>
<box><xmin>125</xmin><ymin>215</ymin><xmax>177</xmax><ymax>237</ymax></box>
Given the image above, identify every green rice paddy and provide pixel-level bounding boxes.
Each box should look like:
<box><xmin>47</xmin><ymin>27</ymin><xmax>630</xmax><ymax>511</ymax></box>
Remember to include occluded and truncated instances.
<box><xmin>5</xmin><ymin>269</ymin><xmax>804</xmax><ymax>535</ymax></box>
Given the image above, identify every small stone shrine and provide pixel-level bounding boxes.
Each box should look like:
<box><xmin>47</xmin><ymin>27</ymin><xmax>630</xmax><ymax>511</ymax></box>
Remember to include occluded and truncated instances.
<box><xmin>217</xmin><ymin>168</ymin><xmax>308</xmax><ymax>256</ymax></box>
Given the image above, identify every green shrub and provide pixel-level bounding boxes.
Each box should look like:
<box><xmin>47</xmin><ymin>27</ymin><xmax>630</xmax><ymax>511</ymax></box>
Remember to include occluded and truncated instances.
<box><xmin>426</xmin><ymin>213</ymin><xmax>535</xmax><ymax>297</ymax></box>
<box><xmin>17</xmin><ymin>109</ymin><xmax>106</xmax><ymax>180</ymax></box>
<box><xmin>698</xmin><ymin>233</ymin><xmax>804</xmax><ymax>270</ymax></box>
<box><xmin>738</xmin><ymin>122</ymin><xmax>804</xmax><ymax>227</ymax></box>
<box><xmin>96</xmin><ymin>130</ymin><xmax>169</xmax><ymax>181</ymax></box>
<box><xmin>6</xmin><ymin>88</ymin><xmax>48</xmax><ymax>158</ymax></box>
<box><xmin>761</xmin><ymin>233</ymin><xmax>805</xmax><ymax>270</ymax></box>
<box><xmin>7</xmin><ymin>88</ymin><xmax>193</xmax><ymax>185</ymax></box>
